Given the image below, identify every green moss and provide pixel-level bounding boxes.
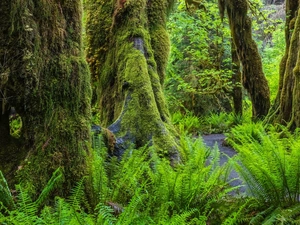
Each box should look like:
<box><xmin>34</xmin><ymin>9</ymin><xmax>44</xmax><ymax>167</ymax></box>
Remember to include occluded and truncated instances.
<box><xmin>86</xmin><ymin>0</ymin><xmax>179</xmax><ymax>158</ymax></box>
<box><xmin>221</xmin><ymin>0</ymin><xmax>270</xmax><ymax>119</ymax></box>
<box><xmin>0</xmin><ymin>0</ymin><xmax>93</xmax><ymax>197</ymax></box>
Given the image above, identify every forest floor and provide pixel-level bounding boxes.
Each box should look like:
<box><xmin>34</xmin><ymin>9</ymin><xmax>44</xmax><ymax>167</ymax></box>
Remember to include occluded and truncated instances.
<box><xmin>202</xmin><ymin>134</ymin><xmax>245</xmax><ymax>193</ymax></box>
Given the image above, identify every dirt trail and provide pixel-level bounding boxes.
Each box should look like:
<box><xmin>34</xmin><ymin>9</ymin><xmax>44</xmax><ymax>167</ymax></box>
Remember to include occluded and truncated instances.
<box><xmin>202</xmin><ymin>134</ymin><xmax>245</xmax><ymax>193</ymax></box>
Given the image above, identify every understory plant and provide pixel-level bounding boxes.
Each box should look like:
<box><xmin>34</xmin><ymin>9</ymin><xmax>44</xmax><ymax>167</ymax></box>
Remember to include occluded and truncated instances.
<box><xmin>0</xmin><ymin>133</ymin><xmax>242</xmax><ymax>224</ymax></box>
<box><xmin>91</xmin><ymin>134</ymin><xmax>240</xmax><ymax>224</ymax></box>
<box><xmin>227</xmin><ymin>123</ymin><xmax>300</xmax><ymax>224</ymax></box>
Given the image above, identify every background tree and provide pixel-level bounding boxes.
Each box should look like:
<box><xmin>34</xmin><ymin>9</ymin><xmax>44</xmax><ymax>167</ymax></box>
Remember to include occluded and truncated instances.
<box><xmin>219</xmin><ymin>0</ymin><xmax>271</xmax><ymax>119</ymax></box>
<box><xmin>231</xmin><ymin>40</ymin><xmax>243</xmax><ymax>115</ymax></box>
<box><xmin>267</xmin><ymin>0</ymin><xmax>300</xmax><ymax>129</ymax></box>
<box><xmin>85</xmin><ymin>0</ymin><xmax>179</xmax><ymax>160</ymax></box>
<box><xmin>0</xmin><ymin>0</ymin><xmax>91</xmax><ymax>196</ymax></box>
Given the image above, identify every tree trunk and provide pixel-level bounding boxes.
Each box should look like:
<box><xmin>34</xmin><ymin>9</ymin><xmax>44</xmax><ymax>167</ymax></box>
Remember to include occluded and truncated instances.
<box><xmin>219</xmin><ymin>0</ymin><xmax>271</xmax><ymax>119</ymax></box>
<box><xmin>0</xmin><ymin>0</ymin><xmax>91</xmax><ymax>197</ymax></box>
<box><xmin>231</xmin><ymin>40</ymin><xmax>243</xmax><ymax>115</ymax></box>
<box><xmin>86</xmin><ymin>0</ymin><xmax>179</xmax><ymax>161</ymax></box>
<box><xmin>277</xmin><ymin>1</ymin><xmax>300</xmax><ymax>129</ymax></box>
<box><xmin>267</xmin><ymin>0</ymin><xmax>300</xmax><ymax>129</ymax></box>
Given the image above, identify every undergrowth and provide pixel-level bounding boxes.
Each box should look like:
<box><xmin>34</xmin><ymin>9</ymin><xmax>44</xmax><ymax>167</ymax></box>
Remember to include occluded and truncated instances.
<box><xmin>2</xmin><ymin>123</ymin><xmax>300</xmax><ymax>224</ymax></box>
<box><xmin>227</xmin><ymin>123</ymin><xmax>300</xmax><ymax>224</ymax></box>
<box><xmin>172</xmin><ymin>111</ymin><xmax>249</xmax><ymax>135</ymax></box>
<box><xmin>0</xmin><ymin>133</ymin><xmax>243</xmax><ymax>224</ymax></box>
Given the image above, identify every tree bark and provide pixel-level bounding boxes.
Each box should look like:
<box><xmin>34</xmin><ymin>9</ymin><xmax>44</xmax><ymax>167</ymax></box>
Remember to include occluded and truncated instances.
<box><xmin>277</xmin><ymin>1</ymin><xmax>300</xmax><ymax>129</ymax></box>
<box><xmin>231</xmin><ymin>40</ymin><xmax>243</xmax><ymax>115</ymax></box>
<box><xmin>267</xmin><ymin>0</ymin><xmax>300</xmax><ymax>129</ymax></box>
<box><xmin>0</xmin><ymin>0</ymin><xmax>91</xmax><ymax>197</ymax></box>
<box><xmin>86</xmin><ymin>0</ymin><xmax>179</xmax><ymax>161</ymax></box>
<box><xmin>219</xmin><ymin>0</ymin><xmax>271</xmax><ymax>119</ymax></box>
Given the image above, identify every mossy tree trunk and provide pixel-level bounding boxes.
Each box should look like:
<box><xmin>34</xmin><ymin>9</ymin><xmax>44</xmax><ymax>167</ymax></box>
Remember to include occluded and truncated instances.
<box><xmin>267</xmin><ymin>1</ymin><xmax>300</xmax><ymax>129</ymax></box>
<box><xmin>0</xmin><ymin>0</ymin><xmax>91</xmax><ymax>196</ymax></box>
<box><xmin>0</xmin><ymin>0</ymin><xmax>22</xmax><ymax>181</ymax></box>
<box><xmin>219</xmin><ymin>0</ymin><xmax>270</xmax><ymax>119</ymax></box>
<box><xmin>86</xmin><ymin>0</ymin><xmax>179</xmax><ymax>160</ymax></box>
<box><xmin>231</xmin><ymin>40</ymin><xmax>243</xmax><ymax>115</ymax></box>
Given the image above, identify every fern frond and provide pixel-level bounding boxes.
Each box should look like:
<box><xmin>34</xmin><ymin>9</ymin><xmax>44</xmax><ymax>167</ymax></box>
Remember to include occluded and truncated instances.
<box><xmin>68</xmin><ymin>177</ymin><xmax>85</xmax><ymax>211</ymax></box>
<box><xmin>96</xmin><ymin>202</ymin><xmax>117</xmax><ymax>225</ymax></box>
<box><xmin>35</xmin><ymin>167</ymin><xmax>63</xmax><ymax>207</ymax></box>
<box><xmin>162</xmin><ymin>208</ymin><xmax>199</xmax><ymax>225</ymax></box>
<box><xmin>0</xmin><ymin>170</ymin><xmax>14</xmax><ymax>210</ymax></box>
<box><xmin>13</xmin><ymin>184</ymin><xmax>39</xmax><ymax>224</ymax></box>
<box><xmin>116</xmin><ymin>189</ymin><xmax>148</xmax><ymax>225</ymax></box>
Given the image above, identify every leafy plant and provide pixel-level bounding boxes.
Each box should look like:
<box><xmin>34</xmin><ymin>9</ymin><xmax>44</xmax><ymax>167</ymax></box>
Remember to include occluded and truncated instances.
<box><xmin>0</xmin><ymin>168</ymin><xmax>63</xmax><ymax>224</ymax></box>
<box><xmin>166</xmin><ymin>0</ymin><xmax>233</xmax><ymax>116</ymax></box>
<box><xmin>9</xmin><ymin>115</ymin><xmax>22</xmax><ymax>138</ymax></box>
<box><xmin>171</xmin><ymin>111</ymin><xmax>201</xmax><ymax>135</ymax></box>
<box><xmin>227</xmin><ymin>123</ymin><xmax>300</xmax><ymax>223</ymax></box>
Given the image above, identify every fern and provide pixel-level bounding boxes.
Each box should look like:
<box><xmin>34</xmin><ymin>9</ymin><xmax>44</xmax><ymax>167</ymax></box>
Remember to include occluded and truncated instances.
<box><xmin>68</xmin><ymin>178</ymin><xmax>85</xmax><ymax>211</ymax></box>
<box><xmin>227</xmin><ymin>123</ymin><xmax>300</xmax><ymax>223</ymax></box>
<box><xmin>35</xmin><ymin>167</ymin><xmax>63</xmax><ymax>207</ymax></box>
<box><xmin>11</xmin><ymin>184</ymin><xmax>40</xmax><ymax>225</ymax></box>
<box><xmin>95</xmin><ymin>202</ymin><xmax>117</xmax><ymax>225</ymax></box>
<box><xmin>116</xmin><ymin>189</ymin><xmax>151</xmax><ymax>225</ymax></box>
<box><xmin>109</xmin><ymin>145</ymin><xmax>151</xmax><ymax>204</ymax></box>
<box><xmin>160</xmin><ymin>209</ymin><xmax>199</xmax><ymax>225</ymax></box>
<box><xmin>89</xmin><ymin>133</ymin><xmax>110</xmax><ymax>205</ymax></box>
<box><xmin>0</xmin><ymin>168</ymin><xmax>90</xmax><ymax>225</ymax></box>
<box><xmin>0</xmin><ymin>170</ymin><xmax>14</xmax><ymax>210</ymax></box>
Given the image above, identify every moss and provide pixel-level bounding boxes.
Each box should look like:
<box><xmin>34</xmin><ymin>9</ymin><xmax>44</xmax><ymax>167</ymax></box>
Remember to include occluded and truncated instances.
<box><xmin>266</xmin><ymin>1</ymin><xmax>299</xmax><ymax>125</ymax></box>
<box><xmin>86</xmin><ymin>0</ymin><xmax>179</xmax><ymax>158</ymax></box>
<box><xmin>0</xmin><ymin>0</ymin><xmax>92</xmax><ymax>197</ymax></box>
<box><xmin>275</xmin><ymin>4</ymin><xmax>300</xmax><ymax>126</ymax></box>
<box><xmin>221</xmin><ymin>0</ymin><xmax>270</xmax><ymax>119</ymax></box>
<box><xmin>283</xmin><ymin>6</ymin><xmax>300</xmax><ymax>129</ymax></box>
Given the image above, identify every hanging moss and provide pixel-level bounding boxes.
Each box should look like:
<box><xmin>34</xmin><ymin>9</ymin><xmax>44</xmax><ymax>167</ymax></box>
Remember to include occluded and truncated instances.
<box><xmin>86</xmin><ymin>0</ymin><xmax>179</xmax><ymax>161</ymax></box>
<box><xmin>231</xmin><ymin>40</ymin><xmax>242</xmax><ymax>115</ymax></box>
<box><xmin>219</xmin><ymin>0</ymin><xmax>270</xmax><ymax>119</ymax></box>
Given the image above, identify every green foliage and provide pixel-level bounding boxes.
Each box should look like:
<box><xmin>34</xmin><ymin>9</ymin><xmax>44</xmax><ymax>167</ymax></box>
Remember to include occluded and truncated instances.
<box><xmin>171</xmin><ymin>111</ymin><xmax>202</xmax><ymax>135</ymax></box>
<box><xmin>227</xmin><ymin>123</ymin><xmax>300</xmax><ymax>223</ymax></box>
<box><xmin>205</xmin><ymin>112</ymin><xmax>230</xmax><ymax>133</ymax></box>
<box><xmin>100</xmin><ymin>136</ymin><xmax>239</xmax><ymax>224</ymax></box>
<box><xmin>262</xmin><ymin>23</ymin><xmax>285</xmax><ymax>101</ymax></box>
<box><xmin>1</xmin><ymin>133</ymin><xmax>241</xmax><ymax>224</ymax></box>
<box><xmin>89</xmin><ymin>134</ymin><xmax>110</xmax><ymax>207</ymax></box>
<box><xmin>171</xmin><ymin>110</ymin><xmax>251</xmax><ymax>136</ymax></box>
<box><xmin>0</xmin><ymin>170</ymin><xmax>14</xmax><ymax>210</ymax></box>
<box><xmin>204</xmin><ymin>112</ymin><xmax>250</xmax><ymax>134</ymax></box>
<box><xmin>166</xmin><ymin>0</ymin><xmax>233</xmax><ymax>115</ymax></box>
<box><xmin>0</xmin><ymin>168</ymin><xmax>63</xmax><ymax>224</ymax></box>
<box><xmin>9</xmin><ymin>116</ymin><xmax>22</xmax><ymax>138</ymax></box>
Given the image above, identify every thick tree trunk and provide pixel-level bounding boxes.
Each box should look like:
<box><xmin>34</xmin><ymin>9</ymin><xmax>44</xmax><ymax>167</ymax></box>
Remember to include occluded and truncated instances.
<box><xmin>267</xmin><ymin>1</ymin><xmax>300</xmax><ymax>129</ymax></box>
<box><xmin>219</xmin><ymin>0</ymin><xmax>270</xmax><ymax>119</ymax></box>
<box><xmin>86</xmin><ymin>0</ymin><xmax>179</xmax><ymax>161</ymax></box>
<box><xmin>277</xmin><ymin>1</ymin><xmax>300</xmax><ymax>129</ymax></box>
<box><xmin>0</xmin><ymin>0</ymin><xmax>91</xmax><ymax>197</ymax></box>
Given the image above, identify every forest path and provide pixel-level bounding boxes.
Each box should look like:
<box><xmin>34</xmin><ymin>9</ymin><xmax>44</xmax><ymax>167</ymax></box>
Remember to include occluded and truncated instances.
<box><xmin>202</xmin><ymin>134</ymin><xmax>245</xmax><ymax>193</ymax></box>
